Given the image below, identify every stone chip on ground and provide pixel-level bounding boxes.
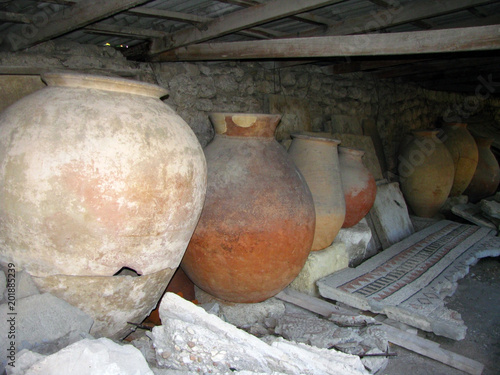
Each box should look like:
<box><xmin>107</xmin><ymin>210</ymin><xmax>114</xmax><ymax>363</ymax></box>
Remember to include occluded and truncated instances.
<box><xmin>151</xmin><ymin>292</ymin><xmax>369</xmax><ymax>375</ymax></box>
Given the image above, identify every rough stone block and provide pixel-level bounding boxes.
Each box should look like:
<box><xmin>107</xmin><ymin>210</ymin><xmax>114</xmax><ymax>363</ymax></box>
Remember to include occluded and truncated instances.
<box><xmin>289</xmin><ymin>242</ymin><xmax>348</xmax><ymax>296</ymax></box>
<box><xmin>13</xmin><ymin>338</ymin><xmax>153</xmax><ymax>375</ymax></box>
<box><xmin>3</xmin><ymin>270</ymin><xmax>39</xmax><ymax>301</ymax></box>
<box><xmin>0</xmin><ymin>293</ymin><xmax>93</xmax><ymax>373</ymax></box>
<box><xmin>195</xmin><ymin>288</ymin><xmax>286</xmax><ymax>327</ymax></box>
<box><xmin>439</xmin><ymin>195</ymin><xmax>468</xmax><ymax>215</ymax></box>
<box><xmin>152</xmin><ymin>292</ymin><xmax>368</xmax><ymax>375</ymax></box>
<box><xmin>335</xmin><ymin>220</ymin><xmax>373</xmax><ymax>267</ymax></box>
<box><xmin>480</xmin><ymin>199</ymin><xmax>500</xmax><ymax>220</ymax></box>
<box><xmin>369</xmin><ymin>182</ymin><xmax>414</xmax><ymax>249</ymax></box>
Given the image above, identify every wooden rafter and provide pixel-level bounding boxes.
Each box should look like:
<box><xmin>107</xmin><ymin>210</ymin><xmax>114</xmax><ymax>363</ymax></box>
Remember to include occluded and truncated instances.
<box><xmin>153</xmin><ymin>25</ymin><xmax>500</xmax><ymax>61</ymax></box>
<box><xmin>5</xmin><ymin>0</ymin><xmax>153</xmax><ymax>51</ymax></box>
<box><xmin>149</xmin><ymin>0</ymin><xmax>345</xmax><ymax>55</ymax></box>
<box><xmin>322</xmin><ymin>0</ymin><xmax>496</xmax><ymax>36</ymax></box>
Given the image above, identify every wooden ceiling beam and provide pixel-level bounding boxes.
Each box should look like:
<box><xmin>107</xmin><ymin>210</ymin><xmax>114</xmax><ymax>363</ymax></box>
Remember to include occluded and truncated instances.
<box><xmin>6</xmin><ymin>0</ymin><xmax>153</xmax><ymax>51</ymax></box>
<box><xmin>127</xmin><ymin>7</ymin><xmax>211</xmax><ymax>24</ymax></box>
<box><xmin>84</xmin><ymin>23</ymin><xmax>168</xmax><ymax>40</ymax></box>
<box><xmin>214</xmin><ymin>0</ymin><xmax>337</xmax><ymax>26</ymax></box>
<box><xmin>154</xmin><ymin>24</ymin><xmax>500</xmax><ymax>62</ymax></box>
<box><xmin>150</xmin><ymin>0</ymin><xmax>344</xmax><ymax>55</ymax></box>
<box><xmin>323</xmin><ymin>0</ymin><xmax>496</xmax><ymax>36</ymax></box>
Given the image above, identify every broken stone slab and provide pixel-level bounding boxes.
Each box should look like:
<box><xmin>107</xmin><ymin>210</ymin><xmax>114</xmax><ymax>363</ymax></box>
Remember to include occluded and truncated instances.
<box><xmin>3</xmin><ymin>270</ymin><xmax>40</xmax><ymax>301</ymax></box>
<box><xmin>368</xmin><ymin>182</ymin><xmax>414</xmax><ymax>249</ymax></box>
<box><xmin>11</xmin><ymin>338</ymin><xmax>153</xmax><ymax>375</ymax></box>
<box><xmin>152</xmin><ymin>292</ymin><xmax>369</xmax><ymax>375</ymax></box>
<box><xmin>273</xmin><ymin>311</ymin><xmax>388</xmax><ymax>374</ymax></box>
<box><xmin>317</xmin><ymin>220</ymin><xmax>500</xmax><ymax>340</ymax></box>
<box><xmin>195</xmin><ymin>287</ymin><xmax>286</xmax><ymax>327</ymax></box>
<box><xmin>335</xmin><ymin>219</ymin><xmax>372</xmax><ymax>267</ymax></box>
<box><xmin>6</xmin><ymin>349</ymin><xmax>45</xmax><ymax>375</ymax></box>
<box><xmin>451</xmin><ymin>203</ymin><xmax>497</xmax><ymax>230</ymax></box>
<box><xmin>288</xmin><ymin>242</ymin><xmax>348</xmax><ymax>296</ymax></box>
<box><xmin>479</xmin><ymin>199</ymin><xmax>500</xmax><ymax>220</ymax></box>
<box><xmin>0</xmin><ymin>293</ymin><xmax>93</xmax><ymax>373</ymax></box>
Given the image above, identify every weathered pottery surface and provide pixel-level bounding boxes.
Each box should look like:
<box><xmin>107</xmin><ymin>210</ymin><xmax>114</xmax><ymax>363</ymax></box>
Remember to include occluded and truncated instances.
<box><xmin>339</xmin><ymin>147</ymin><xmax>376</xmax><ymax>228</ymax></box>
<box><xmin>398</xmin><ymin>130</ymin><xmax>455</xmax><ymax>217</ymax></box>
<box><xmin>182</xmin><ymin>113</ymin><xmax>315</xmax><ymax>303</ymax></box>
<box><xmin>288</xmin><ymin>132</ymin><xmax>345</xmax><ymax>251</ymax></box>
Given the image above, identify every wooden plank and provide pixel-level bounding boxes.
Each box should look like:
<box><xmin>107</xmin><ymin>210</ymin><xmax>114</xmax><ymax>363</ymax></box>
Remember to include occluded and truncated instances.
<box><xmin>381</xmin><ymin>324</ymin><xmax>484</xmax><ymax>375</ymax></box>
<box><xmin>0</xmin><ymin>11</ymin><xmax>34</xmax><ymax>24</ymax></box>
<box><xmin>149</xmin><ymin>0</ymin><xmax>345</xmax><ymax>54</ymax></box>
<box><xmin>6</xmin><ymin>0</ymin><xmax>152</xmax><ymax>51</ymax></box>
<box><xmin>154</xmin><ymin>25</ymin><xmax>500</xmax><ymax>61</ymax></box>
<box><xmin>277</xmin><ymin>288</ymin><xmax>485</xmax><ymax>375</ymax></box>
<box><xmin>84</xmin><ymin>23</ymin><xmax>168</xmax><ymax>40</ymax></box>
<box><xmin>127</xmin><ymin>7</ymin><xmax>211</xmax><ymax>23</ymax></box>
<box><xmin>323</xmin><ymin>0</ymin><xmax>496</xmax><ymax>36</ymax></box>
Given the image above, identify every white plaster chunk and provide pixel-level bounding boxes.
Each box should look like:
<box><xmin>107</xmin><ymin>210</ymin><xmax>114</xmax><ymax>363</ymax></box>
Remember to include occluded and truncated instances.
<box><xmin>17</xmin><ymin>338</ymin><xmax>153</xmax><ymax>375</ymax></box>
<box><xmin>152</xmin><ymin>293</ymin><xmax>368</xmax><ymax>375</ymax></box>
<box><xmin>335</xmin><ymin>220</ymin><xmax>372</xmax><ymax>267</ymax></box>
<box><xmin>289</xmin><ymin>242</ymin><xmax>348</xmax><ymax>296</ymax></box>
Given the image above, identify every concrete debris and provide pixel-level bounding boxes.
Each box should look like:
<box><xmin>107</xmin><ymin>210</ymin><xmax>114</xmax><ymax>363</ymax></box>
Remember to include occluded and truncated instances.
<box><xmin>335</xmin><ymin>220</ymin><xmax>373</xmax><ymax>267</ymax></box>
<box><xmin>273</xmin><ymin>312</ymin><xmax>389</xmax><ymax>373</ymax></box>
<box><xmin>0</xmin><ymin>293</ymin><xmax>93</xmax><ymax>373</ymax></box>
<box><xmin>479</xmin><ymin>199</ymin><xmax>500</xmax><ymax>220</ymax></box>
<box><xmin>196</xmin><ymin>291</ymin><xmax>286</xmax><ymax>328</ymax></box>
<box><xmin>12</xmin><ymin>338</ymin><xmax>153</xmax><ymax>375</ymax></box>
<box><xmin>288</xmin><ymin>242</ymin><xmax>348</xmax><ymax>296</ymax></box>
<box><xmin>152</xmin><ymin>292</ymin><xmax>368</xmax><ymax>375</ymax></box>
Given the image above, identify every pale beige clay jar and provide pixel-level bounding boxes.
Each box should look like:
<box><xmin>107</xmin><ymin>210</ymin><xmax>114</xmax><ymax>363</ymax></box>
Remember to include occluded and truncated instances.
<box><xmin>0</xmin><ymin>73</ymin><xmax>207</xmax><ymax>338</ymax></box>
<box><xmin>439</xmin><ymin>122</ymin><xmax>478</xmax><ymax>197</ymax></box>
<box><xmin>288</xmin><ymin>132</ymin><xmax>345</xmax><ymax>251</ymax></box>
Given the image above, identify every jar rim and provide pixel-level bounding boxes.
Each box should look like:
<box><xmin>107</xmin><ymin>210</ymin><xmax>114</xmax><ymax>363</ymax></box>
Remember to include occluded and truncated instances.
<box><xmin>41</xmin><ymin>72</ymin><xmax>168</xmax><ymax>99</ymax></box>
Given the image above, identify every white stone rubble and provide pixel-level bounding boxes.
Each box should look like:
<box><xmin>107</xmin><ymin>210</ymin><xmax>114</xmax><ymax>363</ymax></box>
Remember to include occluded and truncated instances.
<box><xmin>151</xmin><ymin>292</ymin><xmax>368</xmax><ymax>375</ymax></box>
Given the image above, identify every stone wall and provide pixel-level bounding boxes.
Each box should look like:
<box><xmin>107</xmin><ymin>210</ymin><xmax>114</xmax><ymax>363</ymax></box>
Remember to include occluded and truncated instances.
<box><xmin>1</xmin><ymin>41</ymin><xmax>499</xmax><ymax>176</ymax></box>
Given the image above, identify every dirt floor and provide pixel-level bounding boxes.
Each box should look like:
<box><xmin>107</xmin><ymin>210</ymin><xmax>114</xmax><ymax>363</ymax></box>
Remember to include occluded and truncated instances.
<box><xmin>382</xmin><ymin>256</ymin><xmax>500</xmax><ymax>375</ymax></box>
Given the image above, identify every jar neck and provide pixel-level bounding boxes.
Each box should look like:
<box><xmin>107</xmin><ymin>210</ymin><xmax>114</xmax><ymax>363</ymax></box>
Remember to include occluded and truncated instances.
<box><xmin>210</xmin><ymin>113</ymin><xmax>281</xmax><ymax>138</ymax></box>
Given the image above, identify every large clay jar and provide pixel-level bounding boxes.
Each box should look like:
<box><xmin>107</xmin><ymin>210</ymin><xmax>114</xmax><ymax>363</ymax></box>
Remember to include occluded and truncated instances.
<box><xmin>464</xmin><ymin>136</ymin><xmax>500</xmax><ymax>202</ymax></box>
<box><xmin>439</xmin><ymin>122</ymin><xmax>479</xmax><ymax>197</ymax></box>
<box><xmin>0</xmin><ymin>73</ymin><xmax>207</xmax><ymax>338</ymax></box>
<box><xmin>181</xmin><ymin>113</ymin><xmax>315</xmax><ymax>303</ymax></box>
<box><xmin>288</xmin><ymin>132</ymin><xmax>345</xmax><ymax>250</ymax></box>
<box><xmin>398</xmin><ymin>130</ymin><xmax>454</xmax><ymax>218</ymax></box>
<box><xmin>339</xmin><ymin>147</ymin><xmax>377</xmax><ymax>228</ymax></box>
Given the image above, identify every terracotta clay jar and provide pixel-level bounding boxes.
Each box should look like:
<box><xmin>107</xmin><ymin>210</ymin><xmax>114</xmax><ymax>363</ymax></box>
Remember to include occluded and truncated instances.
<box><xmin>181</xmin><ymin>113</ymin><xmax>315</xmax><ymax>303</ymax></box>
<box><xmin>0</xmin><ymin>73</ymin><xmax>207</xmax><ymax>338</ymax></box>
<box><xmin>288</xmin><ymin>132</ymin><xmax>345</xmax><ymax>250</ymax></box>
<box><xmin>439</xmin><ymin>122</ymin><xmax>478</xmax><ymax>197</ymax></box>
<box><xmin>464</xmin><ymin>136</ymin><xmax>500</xmax><ymax>203</ymax></box>
<box><xmin>398</xmin><ymin>130</ymin><xmax>454</xmax><ymax>218</ymax></box>
<box><xmin>338</xmin><ymin>147</ymin><xmax>377</xmax><ymax>228</ymax></box>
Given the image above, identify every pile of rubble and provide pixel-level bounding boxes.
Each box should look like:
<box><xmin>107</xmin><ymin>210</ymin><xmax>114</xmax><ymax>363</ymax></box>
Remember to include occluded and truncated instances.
<box><xmin>1</xmin><ymin>267</ymin><xmax>389</xmax><ymax>375</ymax></box>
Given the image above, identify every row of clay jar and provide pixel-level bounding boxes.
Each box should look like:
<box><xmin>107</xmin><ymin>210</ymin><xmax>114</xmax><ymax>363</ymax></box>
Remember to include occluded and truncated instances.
<box><xmin>398</xmin><ymin>123</ymin><xmax>500</xmax><ymax>218</ymax></box>
<box><xmin>0</xmin><ymin>73</ymin><xmax>374</xmax><ymax>340</ymax></box>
